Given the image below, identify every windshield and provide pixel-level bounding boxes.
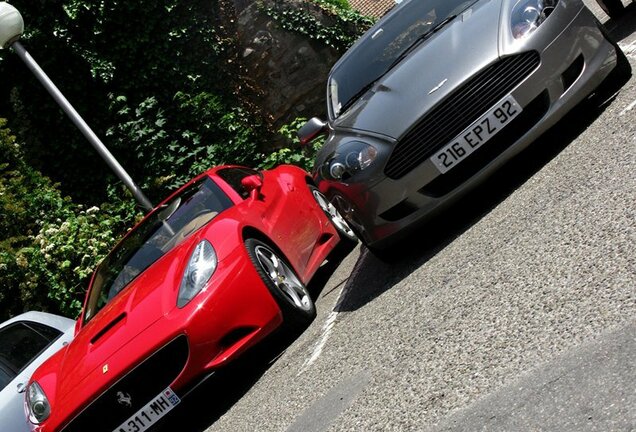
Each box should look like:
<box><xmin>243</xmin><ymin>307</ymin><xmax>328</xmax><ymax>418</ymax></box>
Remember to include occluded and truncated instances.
<box><xmin>84</xmin><ymin>177</ymin><xmax>233</xmax><ymax>323</ymax></box>
<box><xmin>328</xmin><ymin>0</ymin><xmax>477</xmax><ymax>118</ymax></box>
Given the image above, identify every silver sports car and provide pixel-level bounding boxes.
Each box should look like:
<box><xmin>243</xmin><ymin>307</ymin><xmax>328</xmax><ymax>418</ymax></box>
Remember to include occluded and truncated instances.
<box><xmin>299</xmin><ymin>0</ymin><xmax>630</xmax><ymax>249</ymax></box>
<box><xmin>0</xmin><ymin>312</ymin><xmax>74</xmax><ymax>432</ymax></box>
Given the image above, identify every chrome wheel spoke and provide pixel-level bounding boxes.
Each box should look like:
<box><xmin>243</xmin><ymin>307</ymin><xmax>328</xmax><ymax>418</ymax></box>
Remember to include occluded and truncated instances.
<box><xmin>281</xmin><ymin>282</ymin><xmax>305</xmax><ymax>309</ymax></box>
<box><xmin>254</xmin><ymin>244</ymin><xmax>312</xmax><ymax>312</ymax></box>
<box><xmin>312</xmin><ymin>189</ymin><xmax>356</xmax><ymax>239</ymax></box>
<box><xmin>312</xmin><ymin>190</ymin><xmax>330</xmax><ymax>211</ymax></box>
<box><xmin>256</xmin><ymin>247</ymin><xmax>280</xmax><ymax>281</ymax></box>
<box><xmin>279</xmin><ymin>261</ymin><xmax>310</xmax><ymax>309</ymax></box>
<box><xmin>328</xmin><ymin>203</ymin><xmax>355</xmax><ymax>237</ymax></box>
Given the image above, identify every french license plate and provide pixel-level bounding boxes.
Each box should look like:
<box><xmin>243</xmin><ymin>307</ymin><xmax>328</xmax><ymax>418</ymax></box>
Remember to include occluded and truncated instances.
<box><xmin>431</xmin><ymin>95</ymin><xmax>523</xmax><ymax>174</ymax></box>
<box><xmin>113</xmin><ymin>388</ymin><xmax>180</xmax><ymax>432</ymax></box>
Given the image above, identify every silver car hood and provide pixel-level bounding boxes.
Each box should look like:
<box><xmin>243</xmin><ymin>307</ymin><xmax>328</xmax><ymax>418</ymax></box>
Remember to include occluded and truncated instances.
<box><xmin>333</xmin><ymin>0</ymin><xmax>505</xmax><ymax>140</ymax></box>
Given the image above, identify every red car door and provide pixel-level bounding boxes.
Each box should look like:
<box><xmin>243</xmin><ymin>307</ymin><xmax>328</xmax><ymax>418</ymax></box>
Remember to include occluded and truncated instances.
<box><xmin>214</xmin><ymin>166</ymin><xmax>324</xmax><ymax>278</ymax></box>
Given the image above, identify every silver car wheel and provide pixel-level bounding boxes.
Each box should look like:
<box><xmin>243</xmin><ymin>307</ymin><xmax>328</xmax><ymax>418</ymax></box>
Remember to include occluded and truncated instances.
<box><xmin>311</xmin><ymin>189</ymin><xmax>357</xmax><ymax>241</ymax></box>
<box><xmin>254</xmin><ymin>245</ymin><xmax>312</xmax><ymax>312</ymax></box>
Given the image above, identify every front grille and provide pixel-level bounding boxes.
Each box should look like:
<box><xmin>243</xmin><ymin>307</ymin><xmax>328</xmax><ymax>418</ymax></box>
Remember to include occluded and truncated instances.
<box><xmin>419</xmin><ymin>90</ymin><xmax>550</xmax><ymax>197</ymax></box>
<box><xmin>61</xmin><ymin>336</ymin><xmax>189</xmax><ymax>432</ymax></box>
<box><xmin>384</xmin><ymin>51</ymin><xmax>541</xmax><ymax>179</ymax></box>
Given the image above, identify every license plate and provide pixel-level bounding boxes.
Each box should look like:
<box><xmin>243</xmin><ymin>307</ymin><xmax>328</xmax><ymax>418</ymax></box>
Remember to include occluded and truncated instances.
<box><xmin>113</xmin><ymin>388</ymin><xmax>180</xmax><ymax>432</ymax></box>
<box><xmin>431</xmin><ymin>95</ymin><xmax>523</xmax><ymax>174</ymax></box>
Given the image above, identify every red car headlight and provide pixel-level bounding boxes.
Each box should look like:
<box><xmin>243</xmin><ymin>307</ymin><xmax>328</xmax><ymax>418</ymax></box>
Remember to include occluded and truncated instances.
<box><xmin>178</xmin><ymin>240</ymin><xmax>217</xmax><ymax>308</ymax></box>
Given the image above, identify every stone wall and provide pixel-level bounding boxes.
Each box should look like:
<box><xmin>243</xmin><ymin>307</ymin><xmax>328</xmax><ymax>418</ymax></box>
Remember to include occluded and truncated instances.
<box><xmin>234</xmin><ymin>0</ymin><xmax>343</xmax><ymax>131</ymax></box>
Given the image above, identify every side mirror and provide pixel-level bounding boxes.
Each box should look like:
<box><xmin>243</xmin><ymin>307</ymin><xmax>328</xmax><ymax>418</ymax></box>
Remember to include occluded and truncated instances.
<box><xmin>241</xmin><ymin>174</ymin><xmax>263</xmax><ymax>200</ymax></box>
<box><xmin>297</xmin><ymin>117</ymin><xmax>327</xmax><ymax>145</ymax></box>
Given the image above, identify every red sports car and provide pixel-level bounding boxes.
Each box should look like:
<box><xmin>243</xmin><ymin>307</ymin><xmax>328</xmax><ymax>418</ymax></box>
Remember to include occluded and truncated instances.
<box><xmin>25</xmin><ymin>165</ymin><xmax>356</xmax><ymax>432</ymax></box>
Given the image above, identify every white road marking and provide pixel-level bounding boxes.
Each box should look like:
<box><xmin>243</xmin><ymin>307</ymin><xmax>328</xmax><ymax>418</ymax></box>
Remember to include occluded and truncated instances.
<box><xmin>619</xmin><ymin>99</ymin><xmax>636</xmax><ymax>116</ymax></box>
<box><xmin>298</xmin><ymin>249</ymin><xmax>367</xmax><ymax>375</ymax></box>
<box><xmin>298</xmin><ymin>309</ymin><xmax>339</xmax><ymax>375</ymax></box>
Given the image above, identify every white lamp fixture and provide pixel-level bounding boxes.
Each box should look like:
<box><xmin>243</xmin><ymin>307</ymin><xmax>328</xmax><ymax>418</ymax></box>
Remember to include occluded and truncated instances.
<box><xmin>0</xmin><ymin>2</ymin><xmax>23</xmax><ymax>48</ymax></box>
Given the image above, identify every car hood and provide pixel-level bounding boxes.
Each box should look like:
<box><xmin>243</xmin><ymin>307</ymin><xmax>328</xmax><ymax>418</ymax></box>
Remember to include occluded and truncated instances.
<box><xmin>53</xmin><ymin>239</ymin><xmax>193</xmax><ymax>404</ymax></box>
<box><xmin>333</xmin><ymin>0</ymin><xmax>504</xmax><ymax>139</ymax></box>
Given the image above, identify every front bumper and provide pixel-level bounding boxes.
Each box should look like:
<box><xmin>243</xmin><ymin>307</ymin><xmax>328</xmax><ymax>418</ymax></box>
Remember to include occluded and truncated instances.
<box><xmin>324</xmin><ymin>5</ymin><xmax>618</xmax><ymax>247</ymax></box>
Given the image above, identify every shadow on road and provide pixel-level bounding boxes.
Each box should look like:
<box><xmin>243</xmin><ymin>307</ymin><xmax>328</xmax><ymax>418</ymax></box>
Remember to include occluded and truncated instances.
<box><xmin>336</xmin><ymin>21</ymin><xmax>634</xmax><ymax>313</ymax></box>
<box><xmin>603</xmin><ymin>3</ymin><xmax>636</xmax><ymax>39</ymax></box>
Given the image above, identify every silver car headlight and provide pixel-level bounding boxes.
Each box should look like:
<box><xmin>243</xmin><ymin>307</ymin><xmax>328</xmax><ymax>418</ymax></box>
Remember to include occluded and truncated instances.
<box><xmin>511</xmin><ymin>0</ymin><xmax>558</xmax><ymax>39</ymax></box>
<box><xmin>26</xmin><ymin>382</ymin><xmax>51</xmax><ymax>424</ymax></box>
<box><xmin>178</xmin><ymin>240</ymin><xmax>217</xmax><ymax>308</ymax></box>
<box><xmin>321</xmin><ymin>141</ymin><xmax>378</xmax><ymax>181</ymax></box>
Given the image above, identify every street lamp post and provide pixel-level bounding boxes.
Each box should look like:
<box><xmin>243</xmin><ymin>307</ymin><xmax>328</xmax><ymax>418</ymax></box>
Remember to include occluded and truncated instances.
<box><xmin>0</xmin><ymin>2</ymin><xmax>153</xmax><ymax>212</ymax></box>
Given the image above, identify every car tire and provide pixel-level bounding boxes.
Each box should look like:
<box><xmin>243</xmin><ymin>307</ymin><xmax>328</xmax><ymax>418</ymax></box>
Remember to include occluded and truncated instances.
<box><xmin>612</xmin><ymin>41</ymin><xmax>632</xmax><ymax>80</ymax></box>
<box><xmin>601</xmin><ymin>41</ymin><xmax>632</xmax><ymax>97</ymax></box>
<box><xmin>245</xmin><ymin>238</ymin><xmax>316</xmax><ymax>327</ymax></box>
<box><xmin>596</xmin><ymin>0</ymin><xmax>625</xmax><ymax>18</ymax></box>
<box><xmin>589</xmin><ymin>21</ymin><xmax>632</xmax><ymax>106</ymax></box>
<box><xmin>309</xmin><ymin>186</ymin><xmax>358</xmax><ymax>246</ymax></box>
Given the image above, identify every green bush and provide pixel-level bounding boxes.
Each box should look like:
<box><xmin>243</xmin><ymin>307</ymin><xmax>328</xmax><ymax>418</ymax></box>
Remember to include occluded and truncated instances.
<box><xmin>106</xmin><ymin>91</ymin><xmax>264</xmax><ymax>199</ymax></box>
<box><xmin>18</xmin><ymin>193</ymin><xmax>138</xmax><ymax>318</ymax></box>
<box><xmin>259</xmin><ymin>118</ymin><xmax>324</xmax><ymax>171</ymax></box>
<box><xmin>0</xmin><ymin>0</ymin><xmax>263</xmax><ymax>203</ymax></box>
<box><xmin>0</xmin><ymin>119</ymin><xmax>140</xmax><ymax>320</ymax></box>
<box><xmin>0</xmin><ymin>119</ymin><xmax>73</xmax><ymax>241</ymax></box>
<box><xmin>314</xmin><ymin>0</ymin><xmax>352</xmax><ymax>11</ymax></box>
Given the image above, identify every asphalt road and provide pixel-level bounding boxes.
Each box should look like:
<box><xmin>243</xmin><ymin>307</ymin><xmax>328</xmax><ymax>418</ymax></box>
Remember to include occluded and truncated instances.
<box><xmin>161</xmin><ymin>4</ymin><xmax>636</xmax><ymax>431</ymax></box>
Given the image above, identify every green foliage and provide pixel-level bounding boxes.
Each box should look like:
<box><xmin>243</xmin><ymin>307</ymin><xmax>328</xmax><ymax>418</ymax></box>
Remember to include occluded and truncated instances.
<box><xmin>0</xmin><ymin>119</ymin><xmax>140</xmax><ymax>319</ymax></box>
<box><xmin>171</xmin><ymin>91</ymin><xmax>261</xmax><ymax>181</ymax></box>
<box><xmin>18</xmin><ymin>196</ymin><xmax>137</xmax><ymax>318</ymax></box>
<box><xmin>0</xmin><ymin>0</ymin><xmax>259</xmax><ymax>203</ymax></box>
<box><xmin>263</xmin><ymin>1</ymin><xmax>374</xmax><ymax>52</ymax></box>
<box><xmin>313</xmin><ymin>0</ymin><xmax>352</xmax><ymax>11</ymax></box>
<box><xmin>259</xmin><ymin>118</ymin><xmax>324</xmax><ymax>171</ymax></box>
<box><xmin>107</xmin><ymin>91</ymin><xmax>262</xmax><ymax>196</ymax></box>
<box><xmin>0</xmin><ymin>119</ymin><xmax>72</xmax><ymax>244</ymax></box>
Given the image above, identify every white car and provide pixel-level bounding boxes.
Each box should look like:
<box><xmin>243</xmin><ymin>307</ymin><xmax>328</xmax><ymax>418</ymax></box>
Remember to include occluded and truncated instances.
<box><xmin>0</xmin><ymin>312</ymin><xmax>74</xmax><ymax>432</ymax></box>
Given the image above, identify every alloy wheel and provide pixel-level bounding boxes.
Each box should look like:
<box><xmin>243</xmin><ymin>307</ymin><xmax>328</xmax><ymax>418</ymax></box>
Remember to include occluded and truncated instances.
<box><xmin>311</xmin><ymin>189</ymin><xmax>357</xmax><ymax>241</ymax></box>
<box><xmin>254</xmin><ymin>245</ymin><xmax>313</xmax><ymax>312</ymax></box>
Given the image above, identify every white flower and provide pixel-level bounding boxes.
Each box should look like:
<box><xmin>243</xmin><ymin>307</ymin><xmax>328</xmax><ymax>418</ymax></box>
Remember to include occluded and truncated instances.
<box><xmin>44</xmin><ymin>227</ymin><xmax>59</xmax><ymax>236</ymax></box>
